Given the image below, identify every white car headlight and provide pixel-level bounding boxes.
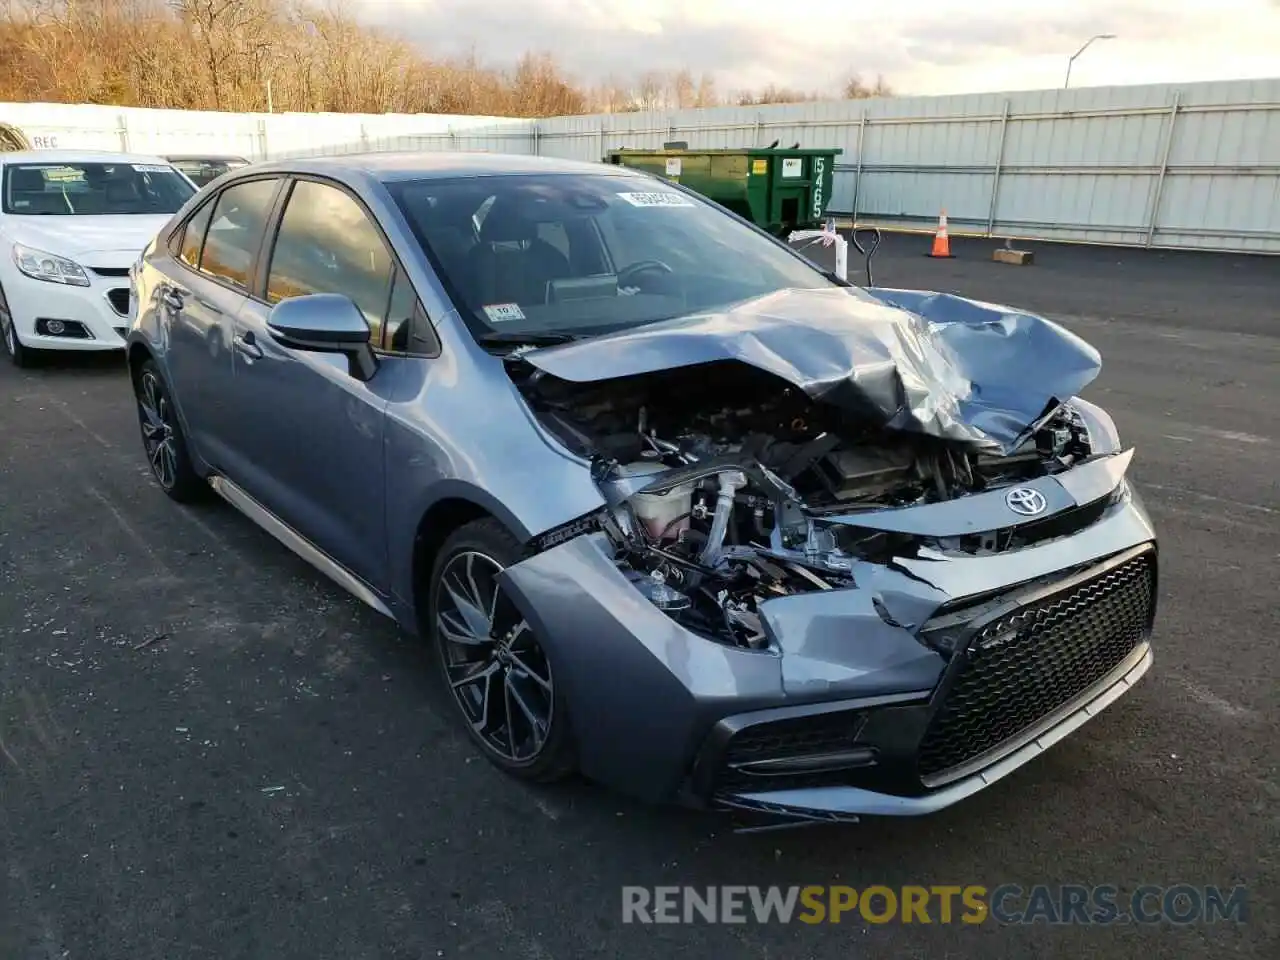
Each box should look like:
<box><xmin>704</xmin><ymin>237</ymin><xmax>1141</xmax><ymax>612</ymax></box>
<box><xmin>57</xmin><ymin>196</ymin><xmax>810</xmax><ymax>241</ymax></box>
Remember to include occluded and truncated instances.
<box><xmin>12</xmin><ymin>243</ymin><xmax>90</xmax><ymax>287</ymax></box>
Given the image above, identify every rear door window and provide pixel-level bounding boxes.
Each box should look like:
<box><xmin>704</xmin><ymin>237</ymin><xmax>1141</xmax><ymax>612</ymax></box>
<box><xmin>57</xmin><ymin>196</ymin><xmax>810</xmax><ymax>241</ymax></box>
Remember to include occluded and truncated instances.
<box><xmin>199</xmin><ymin>178</ymin><xmax>280</xmax><ymax>291</ymax></box>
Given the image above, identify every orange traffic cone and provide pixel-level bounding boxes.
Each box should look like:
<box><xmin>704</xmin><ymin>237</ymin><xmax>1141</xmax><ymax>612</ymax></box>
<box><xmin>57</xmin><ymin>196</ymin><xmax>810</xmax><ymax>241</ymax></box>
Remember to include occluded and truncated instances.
<box><xmin>928</xmin><ymin>209</ymin><xmax>954</xmax><ymax>258</ymax></box>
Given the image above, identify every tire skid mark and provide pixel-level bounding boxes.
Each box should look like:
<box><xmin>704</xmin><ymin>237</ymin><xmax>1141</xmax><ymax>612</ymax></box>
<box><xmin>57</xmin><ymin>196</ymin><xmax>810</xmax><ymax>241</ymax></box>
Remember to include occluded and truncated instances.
<box><xmin>1143</xmin><ymin>482</ymin><xmax>1279</xmax><ymax>518</ymax></box>
<box><xmin>83</xmin><ymin>482</ymin><xmax>168</xmax><ymax>572</ymax></box>
<box><xmin>46</xmin><ymin>395</ymin><xmax>116</xmax><ymax>450</ymax></box>
<box><xmin>2</xmin><ymin>855</ymin><xmax>64</xmax><ymax>960</ymax></box>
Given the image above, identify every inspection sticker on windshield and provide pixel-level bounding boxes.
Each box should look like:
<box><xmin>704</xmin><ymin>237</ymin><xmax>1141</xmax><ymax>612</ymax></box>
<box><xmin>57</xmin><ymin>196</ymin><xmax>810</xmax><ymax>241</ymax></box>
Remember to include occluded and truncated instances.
<box><xmin>132</xmin><ymin>163</ymin><xmax>172</xmax><ymax>173</ymax></box>
<box><xmin>484</xmin><ymin>303</ymin><xmax>526</xmax><ymax>323</ymax></box>
<box><xmin>617</xmin><ymin>191</ymin><xmax>694</xmax><ymax>208</ymax></box>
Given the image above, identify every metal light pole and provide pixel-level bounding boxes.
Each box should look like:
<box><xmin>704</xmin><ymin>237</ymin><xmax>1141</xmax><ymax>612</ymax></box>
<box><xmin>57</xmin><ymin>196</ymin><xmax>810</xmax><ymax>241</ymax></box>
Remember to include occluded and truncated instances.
<box><xmin>1064</xmin><ymin>34</ymin><xmax>1116</xmax><ymax>88</ymax></box>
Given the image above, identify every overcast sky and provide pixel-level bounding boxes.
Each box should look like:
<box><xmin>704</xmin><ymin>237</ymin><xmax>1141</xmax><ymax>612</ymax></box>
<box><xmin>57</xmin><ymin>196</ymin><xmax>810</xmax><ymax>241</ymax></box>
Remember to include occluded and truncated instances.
<box><xmin>357</xmin><ymin>0</ymin><xmax>1280</xmax><ymax>96</ymax></box>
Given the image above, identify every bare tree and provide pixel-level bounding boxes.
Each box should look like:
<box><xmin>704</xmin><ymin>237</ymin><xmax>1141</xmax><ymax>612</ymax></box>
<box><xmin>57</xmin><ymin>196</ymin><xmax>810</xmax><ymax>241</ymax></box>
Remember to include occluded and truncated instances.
<box><xmin>694</xmin><ymin>73</ymin><xmax>719</xmax><ymax>108</ymax></box>
<box><xmin>737</xmin><ymin>83</ymin><xmax>816</xmax><ymax>105</ymax></box>
<box><xmin>634</xmin><ymin>71</ymin><xmax>666</xmax><ymax>112</ymax></box>
<box><xmin>170</xmin><ymin>0</ymin><xmax>271</xmax><ymax>109</ymax></box>
<box><xmin>843</xmin><ymin>72</ymin><xmax>893</xmax><ymax>99</ymax></box>
<box><xmin>0</xmin><ymin>0</ymin><xmax>894</xmax><ymax>116</ymax></box>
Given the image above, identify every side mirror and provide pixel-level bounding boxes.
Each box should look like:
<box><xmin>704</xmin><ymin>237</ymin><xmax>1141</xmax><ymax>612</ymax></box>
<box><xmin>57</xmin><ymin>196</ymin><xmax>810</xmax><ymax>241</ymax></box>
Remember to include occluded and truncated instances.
<box><xmin>267</xmin><ymin>293</ymin><xmax>377</xmax><ymax>380</ymax></box>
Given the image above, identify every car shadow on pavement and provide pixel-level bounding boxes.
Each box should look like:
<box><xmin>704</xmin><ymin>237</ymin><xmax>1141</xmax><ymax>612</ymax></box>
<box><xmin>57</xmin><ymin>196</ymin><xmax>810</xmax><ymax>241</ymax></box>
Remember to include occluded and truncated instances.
<box><xmin>8</xmin><ymin>348</ymin><xmax>130</xmax><ymax>379</ymax></box>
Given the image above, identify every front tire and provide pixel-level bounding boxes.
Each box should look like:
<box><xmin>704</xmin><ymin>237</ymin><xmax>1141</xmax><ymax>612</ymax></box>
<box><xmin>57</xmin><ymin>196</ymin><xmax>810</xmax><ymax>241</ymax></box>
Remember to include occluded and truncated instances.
<box><xmin>133</xmin><ymin>359</ymin><xmax>206</xmax><ymax>502</ymax></box>
<box><xmin>429</xmin><ymin>518</ymin><xmax>576</xmax><ymax>782</ymax></box>
<box><xmin>0</xmin><ymin>282</ymin><xmax>35</xmax><ymax>368</ymax></box>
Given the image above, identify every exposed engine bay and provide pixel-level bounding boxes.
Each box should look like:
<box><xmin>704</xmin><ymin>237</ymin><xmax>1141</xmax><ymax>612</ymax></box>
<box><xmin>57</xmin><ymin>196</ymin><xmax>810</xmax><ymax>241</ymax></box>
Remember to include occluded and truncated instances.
<box><xmin>515</xmin><ymin>360</ymin><xmax>1095</xmax><ymax>650</ymax></box>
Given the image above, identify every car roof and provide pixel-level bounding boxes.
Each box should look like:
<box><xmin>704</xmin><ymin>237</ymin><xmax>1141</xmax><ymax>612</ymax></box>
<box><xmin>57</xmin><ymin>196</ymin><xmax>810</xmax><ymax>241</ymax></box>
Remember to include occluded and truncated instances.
<box><xmin>239</xmin><ymin>151</ymin><xmax>651</xmax><ymax>183</ymax></box>
<box><xmin>0</xmin><ymin>148</ymin><xmax>174</xmax><ymax>166</ymax></box>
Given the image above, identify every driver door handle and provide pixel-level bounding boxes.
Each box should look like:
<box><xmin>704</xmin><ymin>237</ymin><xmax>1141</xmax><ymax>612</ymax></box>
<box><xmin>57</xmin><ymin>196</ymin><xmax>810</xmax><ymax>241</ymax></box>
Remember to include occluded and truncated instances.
<box><xmin>161</xmin><ymin>289</ymin><xmax>184</xmax><ymax>311</ymax></box>
<box><xmin>233</xmin><ymin>331</ymin><xmax>263</xmax><ymax>360</ymax></box>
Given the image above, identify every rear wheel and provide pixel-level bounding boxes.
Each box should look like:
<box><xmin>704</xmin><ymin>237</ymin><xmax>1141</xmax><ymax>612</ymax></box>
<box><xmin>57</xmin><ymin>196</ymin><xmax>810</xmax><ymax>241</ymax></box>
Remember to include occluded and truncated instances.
<box><xmin>133</xmin><ymin>359</ymin><xmax>206</xmax><ymax>502</ymax></box>
<box><xmin>0</xmin><ymin>282</ymin><xmax>35</xmax><ymax>368</ymax></box>
<box><xmin>429</xmin><ymin>518</ymin><xmax>576</xmax><ymax>782</ymax></box>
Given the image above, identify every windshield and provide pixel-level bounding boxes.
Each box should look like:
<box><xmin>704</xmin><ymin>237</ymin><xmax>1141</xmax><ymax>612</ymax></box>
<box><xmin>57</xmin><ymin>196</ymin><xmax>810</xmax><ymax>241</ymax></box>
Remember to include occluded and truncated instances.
<box><xmin>387</xmin><ymin>173</ymin><xmax>835</xmax><ymax>341</ymax></box>
<box><xmin>169</xmin><ymin>158</ymin><xmax>245</xmax><ymax>186</ymax></box>
<box><xmin>1</xmin><ymin>161</ymin><xmax>196</xmax><ymax>215</ymax></box>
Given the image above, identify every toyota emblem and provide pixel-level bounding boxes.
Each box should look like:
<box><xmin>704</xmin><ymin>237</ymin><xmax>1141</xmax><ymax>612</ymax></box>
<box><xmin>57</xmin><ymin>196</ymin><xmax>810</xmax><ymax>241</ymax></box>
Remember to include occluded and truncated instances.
<box><xmin>1005</xmin><ymin>487</ymin><xmax>1048</xmax><ymax>517</ymax></box>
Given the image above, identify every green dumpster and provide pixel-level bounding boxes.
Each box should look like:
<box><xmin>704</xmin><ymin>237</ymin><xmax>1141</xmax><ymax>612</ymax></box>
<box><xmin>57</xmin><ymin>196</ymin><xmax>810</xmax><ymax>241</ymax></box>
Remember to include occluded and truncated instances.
<box><xmin>604</xmin><ymin>145</ymin><xmax>842</xmax><ymax>234</ymax></box>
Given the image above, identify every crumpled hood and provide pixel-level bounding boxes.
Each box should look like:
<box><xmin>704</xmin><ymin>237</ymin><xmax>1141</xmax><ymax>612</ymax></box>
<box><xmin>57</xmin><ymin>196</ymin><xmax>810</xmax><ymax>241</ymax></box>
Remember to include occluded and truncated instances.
<box><xmin>520</xmin><ymin>286</ymin><xmax>1102</xmax><ymax>454</ymax></box>
<box><xmin>3</xmin><ymin>214</ymin><xmax>171</xmax><ymax>260</ymax></box>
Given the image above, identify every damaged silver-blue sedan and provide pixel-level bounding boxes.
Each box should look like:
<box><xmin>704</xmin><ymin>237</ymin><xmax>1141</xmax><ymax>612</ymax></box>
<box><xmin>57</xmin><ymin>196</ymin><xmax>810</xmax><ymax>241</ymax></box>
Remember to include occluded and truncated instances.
<box><xmin>126</xmin><ymin>153</ymin><xmax>1158</xmax><ymax>826</ymax></box>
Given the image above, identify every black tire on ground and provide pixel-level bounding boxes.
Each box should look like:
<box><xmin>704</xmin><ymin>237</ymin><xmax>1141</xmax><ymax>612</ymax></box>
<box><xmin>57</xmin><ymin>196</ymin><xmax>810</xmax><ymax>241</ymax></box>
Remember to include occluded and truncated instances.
<box><xmin>0</xmin><ymin>280</ymin><xmax>36</xmax><ymax>368</ymax></box>
<box><xmin>429</xmin><ymin>517</ymin><xmax>577</xmax><ymax>783</ymax></box>
<box><xmin>133</xmin><ymin>358</ymin><xmax>207</xmax><ymax>503</ymax></box>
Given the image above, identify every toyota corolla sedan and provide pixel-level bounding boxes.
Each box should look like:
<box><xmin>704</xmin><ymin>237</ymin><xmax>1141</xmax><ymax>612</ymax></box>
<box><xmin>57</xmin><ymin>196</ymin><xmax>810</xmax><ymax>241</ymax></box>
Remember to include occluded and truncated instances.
<box><xmin>0</xmin><ymin>150</ymin><xmax>197</xmax><ymax>366</ymax></box>
<box><xmin>125</xmin><ymin>153</ymin><xmax>1158</xmax><ymax>826</ymax></box>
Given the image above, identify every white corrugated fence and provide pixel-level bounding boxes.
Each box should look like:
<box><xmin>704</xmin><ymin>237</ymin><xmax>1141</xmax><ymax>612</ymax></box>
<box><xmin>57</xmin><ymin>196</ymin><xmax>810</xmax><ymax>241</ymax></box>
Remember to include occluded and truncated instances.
<box><xmin>4</xmin><ymin>78</ymin><xmax>1278</xmax><ymax>254</ymax></box>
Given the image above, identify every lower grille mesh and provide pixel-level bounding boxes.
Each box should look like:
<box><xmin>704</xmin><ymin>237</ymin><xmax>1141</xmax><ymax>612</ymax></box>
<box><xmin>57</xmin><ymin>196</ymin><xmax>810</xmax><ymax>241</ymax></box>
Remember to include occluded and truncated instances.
<box><xmin>918</xmin><ymin>550</ymin><xmax>1156</xmax><ymax>781</ymax></box>
<box><xmin>715</xmin><ymin>710</ymin><xmax>867</xmax><ymax>794</ymax></box>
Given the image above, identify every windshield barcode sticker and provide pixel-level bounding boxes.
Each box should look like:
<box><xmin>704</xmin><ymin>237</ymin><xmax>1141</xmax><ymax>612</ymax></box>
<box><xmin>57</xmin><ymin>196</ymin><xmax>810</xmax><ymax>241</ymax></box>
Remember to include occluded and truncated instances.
<box><xmin>132</xmin><ymin>163</ymin><xmax>172</xmax><ymax>173</ymax></box>
<box><xmin>617</xmin><ymin>192</ymin><xmax>695</xmax><ymax>208</ymax></box>
<box><xmin>484</xmin><ymin>303</ymin><xmax>526</xmax><ymax>323</ymax></box>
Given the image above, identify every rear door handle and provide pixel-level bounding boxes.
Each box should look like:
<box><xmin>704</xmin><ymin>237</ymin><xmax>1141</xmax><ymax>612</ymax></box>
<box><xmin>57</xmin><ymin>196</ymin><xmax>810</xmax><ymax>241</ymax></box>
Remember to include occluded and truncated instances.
<box><xmin>233</xmin><ymin>331</ymin><xmax>263</xmax><ymax>360</ymax></box>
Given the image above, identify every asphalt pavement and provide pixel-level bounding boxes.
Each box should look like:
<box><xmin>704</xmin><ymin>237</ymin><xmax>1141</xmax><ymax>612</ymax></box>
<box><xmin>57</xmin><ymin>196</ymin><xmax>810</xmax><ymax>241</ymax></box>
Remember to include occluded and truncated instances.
<box><xmin>1</xmin><ymin>233</ymin><xmax>1276</xmax><ymax>958</ymax></box>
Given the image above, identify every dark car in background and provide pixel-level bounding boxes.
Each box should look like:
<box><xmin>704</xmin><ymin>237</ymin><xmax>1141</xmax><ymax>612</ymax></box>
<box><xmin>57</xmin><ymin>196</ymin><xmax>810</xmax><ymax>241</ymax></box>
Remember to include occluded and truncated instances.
<box><xmin>124</xmin><ymin>152</ymin><xmax>1158</xmax><ymax>826</ymax></box>
<box><xmin>165</xmin><ymin>154</ymin><xmax>249</xmax><ymax>187</ymax></box>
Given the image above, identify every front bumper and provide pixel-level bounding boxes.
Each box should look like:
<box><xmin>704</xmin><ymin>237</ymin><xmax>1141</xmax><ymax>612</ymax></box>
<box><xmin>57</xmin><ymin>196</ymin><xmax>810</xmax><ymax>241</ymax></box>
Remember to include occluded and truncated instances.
<box><xmin>498</xmin><ymin>481</ymin><xmax>1158</xmax><ymax>819</ymax></box>
<box><xmin>715</xmin><ymin>642</ymin><xmax>1151</xmax><ymax>821</ymax></box>
<box><xmin>692</xmin><ymin>543</ymin><xmax>1156</xmax><ymax>821</ymax></box>
<box><xmin>2</xmin><ymin>268</ymin><xmax>132</xmax><ymax>351</ymax></box>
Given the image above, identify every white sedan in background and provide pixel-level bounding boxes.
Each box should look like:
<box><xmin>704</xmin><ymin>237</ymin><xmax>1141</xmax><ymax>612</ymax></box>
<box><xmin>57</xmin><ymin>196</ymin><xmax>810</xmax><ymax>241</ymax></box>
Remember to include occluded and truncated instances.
<box><xmin>0</xmin><ymin>150</ymin><xmax>197</xmax><ymax>366</ymax></box>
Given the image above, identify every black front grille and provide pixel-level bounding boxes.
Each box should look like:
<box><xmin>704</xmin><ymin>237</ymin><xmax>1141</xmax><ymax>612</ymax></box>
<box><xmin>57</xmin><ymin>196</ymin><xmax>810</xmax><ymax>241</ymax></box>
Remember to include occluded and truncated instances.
<box><xmin>918</xmin><ymin>549</ymin><xmax>1156</xmax><ymax>782</ymax></box>
<box><xmin>715</xmin><ymin>709</ymin><xmax>868</xmax><ymax>794</ymax></box>
<box><xmin>90</xmin><ymin>266</ymin><xmax>130</xmax><ymax>278</ymax></box>
<box><xmin>106</xmin><ymin>288</ymin><xmax>130</xmax><ymax>315</ymax></box>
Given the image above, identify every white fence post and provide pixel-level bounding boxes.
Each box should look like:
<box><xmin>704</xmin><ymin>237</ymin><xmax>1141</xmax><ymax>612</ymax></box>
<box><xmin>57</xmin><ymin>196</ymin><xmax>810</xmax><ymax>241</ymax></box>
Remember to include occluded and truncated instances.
<box><xmin>116</xmin><ymin>113</ymin><xmax>130</xmax><ymax>152</ymax></box>
<box><xmin>986</xmin><ymin>99</ymin><xmax>1012</xmax><ymax>237</ymax></box>
<box><xmin>1145</xmin><ymin>91</ymin><xmax>1182</xmax><ymax>249</ymax></box>
<box><xmin>851</xmin><ymin>111</ymin><xmax>867</xmax><ymax>222</ymax></box>
<box><xmin>257</xmin><ymin>118</ymin><xmax>268</xmax><ymax>159</ymax></box>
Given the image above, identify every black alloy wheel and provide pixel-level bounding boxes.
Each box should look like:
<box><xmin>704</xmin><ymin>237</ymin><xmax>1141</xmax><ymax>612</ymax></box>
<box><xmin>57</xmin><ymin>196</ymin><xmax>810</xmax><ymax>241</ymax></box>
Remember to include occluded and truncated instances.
<box><xmin>431</xmin><ymin>518</ymin><xmax>575</xmax><ymax>781</ymax></box>
<box><xmin>134</xmin><ymin>359</ymin><xmax>205</xmax><ymax>502</ymax></box>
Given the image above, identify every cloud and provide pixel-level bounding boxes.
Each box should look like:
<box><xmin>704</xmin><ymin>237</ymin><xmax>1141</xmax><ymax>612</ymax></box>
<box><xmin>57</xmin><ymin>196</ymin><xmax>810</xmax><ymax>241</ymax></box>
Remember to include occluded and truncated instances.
<box><xmin>355</xmin><ymin>0</ymin><xmax>1280</xmax><ymax>96</ymax></box>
